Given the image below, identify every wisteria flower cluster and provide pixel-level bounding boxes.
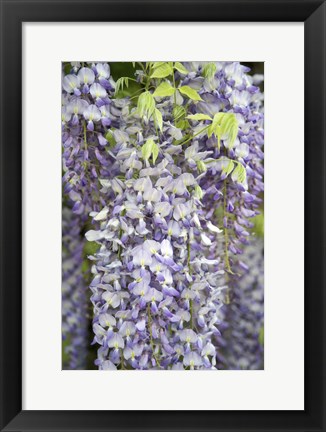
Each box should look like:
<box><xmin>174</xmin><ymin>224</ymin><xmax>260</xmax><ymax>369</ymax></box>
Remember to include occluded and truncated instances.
<box><xmin>62</xmin><ymin>61</ymin><xmax>264</xmax><ymax>370</ymax></box>
<box><xmin>220</xmin><ymin>237</ymin><xmax>264</xmax><ymax>369</ymax></box>
<box><xmin>62</xmin><ymin>207</ymin><xmax>89</xmax><ymax>370</ymax></box>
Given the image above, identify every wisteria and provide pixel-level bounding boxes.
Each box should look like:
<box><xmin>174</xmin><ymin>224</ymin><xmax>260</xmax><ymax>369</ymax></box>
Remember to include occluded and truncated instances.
<box><xmin>221</xmin><ymin>238</ymin><xmax>264</xmax><ymax>369</ymax></box>
<box><xmin>61</xmin><ymin>61</ymin><xmax>264</xmax><ymax>370</ymax></box>
<box><xmin>62</xmin><ymin>207</ymin><xmax>89</xmax><ymax>370</ymax></box>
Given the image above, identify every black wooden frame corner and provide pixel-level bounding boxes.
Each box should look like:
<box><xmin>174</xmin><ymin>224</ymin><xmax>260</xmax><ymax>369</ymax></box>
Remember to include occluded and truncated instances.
<box><xmin>1</xmin><ymin>1</ymin><xmax>325</xmax><ymax>431</ymax></box>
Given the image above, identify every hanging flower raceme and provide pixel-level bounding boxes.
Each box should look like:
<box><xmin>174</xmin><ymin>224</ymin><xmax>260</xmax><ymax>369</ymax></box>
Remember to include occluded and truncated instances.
<box><xmin>62</xmin><ymin>62</ymin><xmax>117</xmax><ymax>219</ymax></box>
<box><xmin>61</xmin><ymin>62</ymin><xmax>120</xmax><ymax>369</ymax></box>
<box><xmin>221</xmin><ymin>238</ymin><xmax>264</xmax><ymax>369</ymax></box>
<box><xmin>62</xmin><ymin>207</ymin><xmax>89</xmax><ymax>370</ymax></box>
<box><xmin>86</xmin><ymin>133</ymin><xmax>226</xmax><ymax>369</ymax></box>
<box><xmin>178</xmin><ymin>62</ymin><xmax>264</xmax><ymax>277</ymax></box>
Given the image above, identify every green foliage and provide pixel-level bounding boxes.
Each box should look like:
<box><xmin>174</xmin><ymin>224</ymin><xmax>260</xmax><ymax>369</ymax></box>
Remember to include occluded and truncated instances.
<box><xmin>110</xmin><ymin>62</ymin><xmax>137</xmax><ymax>81</ymax></box>
<box><xmin>178</xmin><ymin>85</ymin><xmax>203</xmax><ymax>101</ymax></box>
<box><xmin>110</xmin><ymin>63</ymin><xmax>142</xmax><ymax>98</ymax></box>
<box><xmin>64</xmin><ymin>62</ymin><xmax>71</xmax><ymax>75</ymax></box>
<box><xmin>62</xmin><ymin>337</ymin><xmax>71</xmax><ymax>365</ymax></box>
<box><xmin>194</xmin><ymin>184</ymin><xmax>204</xmax><ymax>199</ymax></box>
<box><xmin>150</xmin><ymin>61</ymin><xmax>166</xmax><ymax>69</ymax></box>
<box><xmin>141</xmin><ymin>138</ymin><xmax>159</xmax><ymax>164</ymax></box>
<box><xmin>174</xmin><ymin>62</ymin><xmax>189</xmax><ymax>75</ymax></box>
<box><xmin>114</xmin><ymin>76</ymin><xmax>130</xmax><ymax>96</ymax></box>
<box><xmin>232</xmin><ymin>163</ymin><xmax>247</xmax><ymax>183</ymax></box>
<box><xmin>81</xmin><ymin>259</ymin><xmax>89</xmax><ymax>274</ymax></box>
<box><xmin>258</xmin><ymin>326</ymin><xmax>264</xmax><ymax>346</ymax></box>
<box><xmin>105</xmin><ymin>130</ymin><xmax>116</xmax><ymax>147</ymax></box>
<box><xmin>208</xmin><ymin>113</ymin><xmax>223</xmax><ymax>138</ymax></box>
<box><xmin>176</xmin><ymin>119</ymin><xmax>190</xmax><ymax>130</ymax></box>
<box><xmin>186</xmin><ymin>113</ymin><xmax>212</xmax><ymax>121</ymax></box>
<box><xmin>173</xmin><ymin>105</ymin><xmax>186</xmax><ymax>122</ymax></box>
<box><xmin>153</xmin><ymin>81</ymin><xmax>175</xmax><ymax>98</ymax></box>
<box><xmin>153</xmin><ymin>108</ymin><xmax>163</xmax><ymax>131</ymax></box>
<box><xmin>137</xmin><ymin>91</ymin><xmax>155</xmax><ymax>118</ymax></box>
<box><xmin>221</xmin><ymin>113</ymin><xmax>239</xmax><ymax>149</ymax></box>
<box><xmin>84</xmin><ymin>240</ymin><xmax>99</xmax><ymax>256</ymax></box>
<box><xmin>172</xmin><ymin>106</ymin><xmax>189</xmax><ymax>130</ymax></box>
<box><xmin>152</xmin><ymin>141</ymin><xmax>159</xmax><ymax>164</ymax></box>
<box><xmin>252</xmin><ymin>212</ymin><xmax>264</xmax><ymax>237</ymax></box>
<box><xmin>202</xmin><ymin>62</ymin><xmax>217</xmax><ymax>79</ymax></box>
<box><xmin>208</xmin><ymin>113</ymin><xmax>238</xmax><ymax>150</ymax></box>
<box><xmin>196</xmin><ymin>160</ymin><xmax>207</xmax><ymax>173</ymax></box>
<box><xmin>222</xmin><ymin>159</ymin><xmax>235</xmax><ymax>177</ymax></box>
<box><xmin>150</xmin><ymin>62</ymin><xmax>173</xmax><ymax>78</ymax></box>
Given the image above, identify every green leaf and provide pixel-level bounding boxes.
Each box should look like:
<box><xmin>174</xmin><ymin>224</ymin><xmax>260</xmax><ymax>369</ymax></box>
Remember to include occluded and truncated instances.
<box><xmin>207</xmin><ymin>123</ymin><xmax>214</xmax><ymax>139</ymax></box>
<box><xmin>194</xmin><ymin>185</ymin><xmax>203</xmax><ymax>199</ymax></box>
<box><xmin>152</xmin><ymin>142</ymin><xmax>159</xmax><ymax>164</ymax></box>
<box><xmin>141</xmin><ymin>138</ymin><xmax>159</xmax><ymax>164</ymax></box>
<box><xmin>209</xmin><ymin>113</ymin><xmax>224</xmax><ymax>142</ymax></box>
<box><xmin>186</xmin><ymin>113</ymin><xmax>212</xmax><ymax>121</ymax></box>
<box><xmin>202</xmin><ymin>62</ymin><xmax>217</xmax><ymax>79</ymax></box>
<box><xmin>141</xmin><ymin>138</ymin><xmax>154</xmax><ymax>161</ymax></box>
<box><xmin>252</xmin><ymin>213</ymin><xmax>264</xmax><ymax>237</ymax></box>
<box><xmin>137</xmin><ymin>91</ymin><xmax>155</xmax><ymax>118</ymax></box>
<box><xmin>176</xmin><ymin>119</ymin><xmax>190</xmax><ymax>130</ymax></box>
<box><xmin>174</xmin><ymin>62</ymin><xmax>189</xmax><ymax>75</ymax></box>
<box><xmin>64</xmin><ymin>63</ymin><xmax>71</xmax><ymax>75</ymax></box>
<box><xmin>178</xmin><ymin>86</ymin><xmax>203</xmax><ymax>101</ymax></box>
<box><xmin>196</xmin><ymin>160</ymin><xmax>207</xmax><ymax>173</ymax></box>
<box><xmin>210</xmin><ymin>112</ymin><xmax>238</xmax><ymax>150</ymax></box>
<box><xmin>115</xmin><ymin>77</ymin><xmax>129</xmax><ymax>96</ymax></box>
<box><xmin>151</xmin><ymin>61</ymin><xmax>166</xmax><ymax>69</ymax></box>
<box><xmin>173</xmin><ymin>105</ymin><xmax>186</xmax><ymax>122</ymax></box>
<box><xmin>153</xmin><ymin>82</ymin><xmax>175</xmax><ymax>98</ymax></box>
<box><xmin>258</xmin><ymin>326</ymin><xmax>264</xmax><ymax>346</ymax></box>
<box><xmin>220</xmin><ymin>113</ymin><xmax>238</xmax><ymax>149</ymax></box>
<box><xmin>232</xmin><ymin>163</ymin><xmax>247</xmax><ymax>184</ymax></box>
<box><xmin>83</xmin><ymin>241</ymin><xmax>99</xmax><ymax>256</ymax></box>
<box><xmin>150</xmin><ymin>62</ymin><xmax>173</xmax><ymax>78</ymax></box>
<box><xmin>211</xmin><ymin>112</ymin><xmax>224</xmax><ymax>133</ymax></box>
<box><xmin>153</xmin><ymin>108</ymin><xmax>163</xmax><ymax>131</ymax></box>
<box><xmin>105</xmin><ymin>130</ymin><xmax>116</xmax><ymax>147</ymax></box>
<box><xmin>222</xmin><ymin>159</ymin><xmax>235</xmax><ymax>177</ymax></box>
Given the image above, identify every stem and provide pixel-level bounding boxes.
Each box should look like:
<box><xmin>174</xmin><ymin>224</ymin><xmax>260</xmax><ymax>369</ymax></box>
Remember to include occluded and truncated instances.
<box><xmin>187</xmin><ymin>238</ymin><xmax>194</xmax><ymax>329</ymax></box>
<box><xmin>224</xmin><ymin>271</ymin><xmax>231</xmax><ymax>305</ymax></box>
<box><xmin>120</xmin><ymin>349</ymin><xmax>125</xmax><ymax>369</ymax></box>
<box><xmin>187</xmin><ymin>240</ymin><xmax>191</xmax><ymax>272</ymax></box>
<box><xmin>180</xmin><ymin>124</ymin><xmax>211</xmax><ymax>146</ymax></box>
<box><xmin>83</xmin><ymin>121</ymin><xmax>88</xmax><ymax>150</ymax></box>
<box><xmin>223</xmin><ymin>179</ymin><xmax>234</xmax><ymax>275</ymax></box>
<box><xmin>222</xmin><ymin>179</ymin><xmax>234</xmax><ymax>304</ymax></box>
<box><xmin>190</xmin><ymin>299</ymin><xmax>194</xmax><ymax>330</ymax></box>
<box><xmin>147</xmin><ymin>304</ymin><xmax>160</xmax><ymax>367</ymax></box>
<box><xmin>137</xmin><ymin>62</ymin><xmax>146</xmax><ymax>72</ymax></box>
<box><xmin>118</xmin><ymin>229</ymin><xmax>123</xmax><ymax>260</ymax></box>
<box><xmin>172</xmin><ymin>70</ymin><xmax>177</xmax><ymax>105</ymax></box>
<box><xmin>129</xmin><ymin>87</ymin><xmax>152</xmax><ymax>101</ymax></box>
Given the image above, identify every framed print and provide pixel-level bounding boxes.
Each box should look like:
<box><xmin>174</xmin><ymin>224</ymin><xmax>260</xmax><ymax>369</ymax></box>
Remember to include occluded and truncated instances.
<box><xmin>0</xmin><ymin>1</ymin><xmax>325</xmax><ymax>431</ymax></box>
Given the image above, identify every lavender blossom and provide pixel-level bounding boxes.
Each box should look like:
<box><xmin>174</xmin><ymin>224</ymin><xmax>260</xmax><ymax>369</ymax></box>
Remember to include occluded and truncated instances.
<box><xmin>221</xmin><ymin>238</ymin><xmax>264</xmax><ymax>370</ymax></box>
<box><xmin>62</xmin><ymin>207</ymin><xmax>89</xmax><ymax>370</ymax></box>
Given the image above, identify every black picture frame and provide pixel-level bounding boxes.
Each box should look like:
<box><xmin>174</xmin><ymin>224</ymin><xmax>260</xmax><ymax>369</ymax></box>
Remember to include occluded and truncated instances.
<box><xmin>0</xmin><ymin>0</ymin><xmax>325</xmax><ymax>431</ymax></box>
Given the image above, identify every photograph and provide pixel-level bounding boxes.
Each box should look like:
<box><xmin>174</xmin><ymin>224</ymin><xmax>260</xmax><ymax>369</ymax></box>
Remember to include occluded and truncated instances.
<box><xmin>61</xmin><ymin>61</ymin><xmax>264</xmax><ymax>371</ymax></box>
<box><xmin>2</xmin><ymin>0</ymin><xmax>326</xmax><ymax>429</ymax></box>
